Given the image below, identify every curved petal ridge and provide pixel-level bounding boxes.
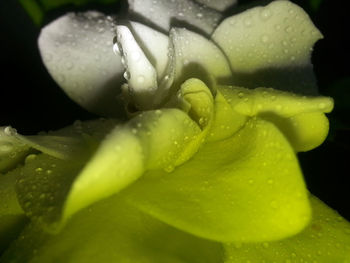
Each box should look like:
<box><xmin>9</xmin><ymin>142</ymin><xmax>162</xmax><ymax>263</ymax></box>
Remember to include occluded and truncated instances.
<box><xmin>38</xmin><ymin>11</ymin><xmax>125</xmax><ymax>117</ymax></box>
<box><xmin>128</xmin><ymin>0</ymin><xmax>222</xmax><ymax>35</ymax></box>
<box><xmin>212</xmin><ymin>0</ymin><xmax>323</xmax><ymax>94</ymax></box>
<box><xmin>224</xmin><ymin>195</ymin><xmax>350</xmax><ymax>263</ymax></box>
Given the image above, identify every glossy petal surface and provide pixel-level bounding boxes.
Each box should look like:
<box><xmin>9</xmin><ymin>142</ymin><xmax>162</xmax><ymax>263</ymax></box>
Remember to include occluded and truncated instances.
<box><xmin>218</xmin><ymin>86</ymin><xmax>333</xmax><ymax>151</ymax></box>
<box><xmin>38</xmin><ymin>11</ymin><xmax>125</xmax><ymax>117</ymax></box>
<box><xmin>13</xmin><ymin>111</ymin><xmax>202</xmax><ymax>231</ymax></box>
<box><xmin>170</xmin><ymin>28</ymin><xmax>232</xmax><ymax>91</ymax></box>
<box><xmin>224</xmin><ymin>196</ymin><xmax>350</xmax><ymax>263</ymax></box>
<box><xmin>124</xmin><ymin>117</ymin><xmax>311</xmax><ymax>242</ymax></box>
<box><xmin>128</xmin><ymin>0</ymin><xmax>222</xmax><ymax>35</ymax></box>
<box><xmin>194</xmin><ymin>0</ymin><xmax>237</xmax><ymax>12</ymax></box>
<box><xmin>212</xmin><ymin>0</ymin><xmax>322</xmax><ymax>94</ymax></box>
<box><xmin>1</xmin><ymin>196</ymin><xmax>223</xmax><ymax>263</ymax></box>
<box><xmin>116</xmin><ymin>25</ymin><xmax>158</xmax><ymax>110</ymax></box>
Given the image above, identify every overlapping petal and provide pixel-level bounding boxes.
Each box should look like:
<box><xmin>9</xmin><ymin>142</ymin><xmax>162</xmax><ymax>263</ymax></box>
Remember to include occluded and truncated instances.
<box><xmin>212</xmin><ymin>0</ymin><xmax>322</xmax><ymax>94</ymax></box>
<box><xmin>194</xmin><ymin>0</ymin><xmax>238</xmax><ymax>12</ymax></box>
<box><xmin>12</xmin><ymin>104</ymin><xmax>207</xmax><ymax>231</ymax></box>
<box><xmin>124</xmin><ymin>115</ymin><xmax>311</xmax><ymax>242</ymax></box>
<box><xmin>128</xmin><ymin>0</ymin><xmax>222</xmax><ymax>35</ymax></box>
<box><xmin>4</xmin><ymin>0</ymin><xmax>346</xmax><ymax>262</ymax></box>
<box><xmin>1</xmin><ymin>195</ymin><xmax>223</xmax><ymax>263</ymax></box>
<box><xmin>170</xmin><ymin>28</ymin><xmax>232</xmax><ymax>89</ymax></box>
<box><xmin>218</xmin><ymin>85</ymin><xmax>333</xmax><ymax>151</ymax></box>
<box><xmin>0</xmin><ymin>170</ymin><xmax>28</xmax><ymax>253</ymax></box>
<box><xmin>224</xmin><ymin>196</ymin><xmax>350</xmax><ymax>262</ymax></box>
<box><xmin>38</xmin><ymin>11</ymin><xmax>125</xmax><ymax>117</ymax></box>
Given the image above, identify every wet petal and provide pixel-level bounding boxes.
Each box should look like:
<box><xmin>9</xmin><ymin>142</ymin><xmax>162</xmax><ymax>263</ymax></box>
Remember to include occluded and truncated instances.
<box><xmin>38</xmin><ymin>12</ymin><xmax>125</xmax><ymax>117</ymax></box>
<box><xmin>14</xmin><ymin>110</ymin><xmax>203</xmax><ymax>231</ymax></box>
<box><xmin>218</xmin><ymin>85</ymin><xmax>333</xmax><ymax>151</ymax></box>
<box><xmin>224</xmin><ymin>195</ymin><xmax>350</xmax><ymax>263</ymax></box>
<box><xmin>194</xmin><ymin>0</ymin><xmax>237</xmax><ymax>12</ymax></box>
<box><xmin>115</xmin><ymin>25</ymin><xmax>158</xmax><ymax>110</ymax></box>
<box><xmin>128</xmin><ymin>21</ymin><xmax>170</xmax><ymax>80</ymax></box>
<box><xmin>125</xmin><ymin>22</ymin><xmax>174</xmax><ymax>107</ymax></box>
<box><xmin>0</xmin><ymin>127</ymin><xmax>30</xmax><ymax>172</ymax></box>
<box><xmin>124</xmin><ymin>116</ymin><xmax>311</xmax><ymax>242</ymax></box>
<box><xmin>212</xmin><ymin>0</ymin><xmax>322</xmax><ymax>94</ymax></box>
<box><xmin>0</xmin><ymin>170</ymin><xmax>28</xmax><ymax>253</ymax></box>
<box><xmin>170</xmin><ymin>28</ymin><xmax>232</xmax><ymax>92</ymax></box>
<box><xmin>128</xmin><ymin>0</ymin><xmax>222</xmax><ymax>35</ymax></box>
<box><xmin>1</xmin><ymin>196</ymin><xmax>223</xmax><ymax>263</ymax></box>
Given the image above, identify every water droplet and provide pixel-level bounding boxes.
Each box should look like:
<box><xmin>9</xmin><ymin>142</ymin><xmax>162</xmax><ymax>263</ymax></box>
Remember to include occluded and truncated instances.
<box><xmin>261</xmin><ymin>35</ymin><xmax>269</xmax><ymax>43</ymax></box>
<box><xmin>35</xmin><ymin>167</ymin><xmax>43</xmax><ymax>173</ymax></box>
<box><xmin>260</xmin><ymin>9</ymin><xmax>272</xmax><ymax>20</ymax></box>
<box><xmin>0</xmin><ymin>143</ymin><xmax>13</xmax><ymax>152</ymax></box>
<box><xmin>113</xmin><ymin>43</ymin><xmax>121</xmax><ymax>55</ymax></box>
<box><xmin>275</xmin><ymin>104</ymin><xmax>282</xmax><ymax>111</ymax></box>
<box><xmin>262</xmin><ymin>242</ymin><xmax>269</xmax><ymax>248</ymax></box>
<box><xmin>164</xmin><ymin>164</ymin><xmax>175</xmax><ymax>173</ymax></box>
<box><xmin>243</xmin><ymin>17</ymin><xmax>252</xmax><ymax>27</ymax></box>
<box><xmin>123</xmin><ymin>71</ymin><xmax>130</xmax><ymax>80</ymax></box>
<box><xmin>196</xmin><ymin>13</ymin><xmax>203</xmax><ymax>18</ymax></box>
<box><xmin>137</xmin><ymin>75</ymin><xmax>145</xmax><ymax>83</ymax></box>
<box><xmin>65</xmin><ymin>61</ymin><xmax>73</xmax><ymax>69</ymax></box>
<box><xmin>25</xmin><ymin>154</ymin><xmax>37</xmax><ymax>164</ymax></box>
<box><xmin>199</xmin><ymin>117</ymin><xmax>206</xmax><ymax>126</ymax></box>
<box><xmin>238</xmin><ymin>92</ymin><xmax>244</xmax><ymax>98</ymax></box>
<box><xmin>4</xmin><ymin>126</ymin><xmax>17</xmax><ymax>136</ymax></box>
<box><xmin>285</xmin><ymin>26</ymin><xmax>293</xmax><ymax>33</ymax></box>
<box><xmin>318</xmin><ymin>102</ymin><xmax>326</xmax><ymax>109</ymax></box>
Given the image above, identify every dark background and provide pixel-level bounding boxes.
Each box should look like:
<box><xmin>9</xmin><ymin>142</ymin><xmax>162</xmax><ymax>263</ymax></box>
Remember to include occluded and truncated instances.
<box><xmin>0</xmin><ymin>0</ymin><xmax>349</xmax><ymax>219</ymax></box>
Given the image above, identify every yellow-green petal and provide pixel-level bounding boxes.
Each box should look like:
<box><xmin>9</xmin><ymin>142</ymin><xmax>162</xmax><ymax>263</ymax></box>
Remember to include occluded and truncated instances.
<box><xmin>0</xmin><ymin>127</ymin><xmax>30</xmax><ymax>172</ymax></box>
<box><xmin>1</xmin><ymin>195</ymin><xmax>223</xmax><ymax>263</ymax></box>
<box><xmin>224</xmin><ymin>195</ymin><xmax>350</xmax><ymax>262</ymax></box>
<box><xmin>0</xmin><ymin>171</ymin><xmax>28</xmax><ymax>253</ymax></box>
<box><xmin>124</xmin><ymin>117</ymin><xmax>310</xmax><ymax>242</ymax></box>
<box><xmin>218</xmin><ymin>85</ymin><xmax>333</xmax><ymax>151</ymax></box>
<box><xmin>14</xmin><ymin>110</ymin><xmax>203</xmax><ymax>231</ymax></box>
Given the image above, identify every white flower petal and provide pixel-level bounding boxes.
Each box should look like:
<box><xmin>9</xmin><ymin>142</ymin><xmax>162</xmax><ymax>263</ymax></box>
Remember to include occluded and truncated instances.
<box><xmin>194</xmin><ymin>0</ymin><xmax>237</xmax><ymax>12</ymax></box>
<box><xmin>128</xmin><ymin>0</ymin><xmax>222</xmax><ymax>35</ymax></box>
<box><xmin>212</xmin><ymin>0</ymin><xmax>322</xmax><ymax>94</ymax></box>
<box><xmin>128</xmin><ymin>22</ymin><xmax>170</xmax><ymax>81</ymax></box>
<box><xmin>170</xmin><ymin>28</ymin><xmax>232</xmax><ymax>90</ymax></box>
<box><xmin>38</xmin><ymin>12</ymin><xmax>125</xmax><ymax>117</ymax></box>
<box><xmin>116</xmin><ymin>25</ymin><xmax>158</xmax><ymax>110</ymax></box>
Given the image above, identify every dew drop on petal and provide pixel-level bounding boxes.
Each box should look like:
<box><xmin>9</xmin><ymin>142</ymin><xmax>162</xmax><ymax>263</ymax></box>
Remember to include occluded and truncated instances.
<box><xmin>137</xmin><ymin>75</ymin><xmax>145</xmax><ymax>83</ymax></box>
<box><xmin>123</xmin><ymin>71</ymin><xmax>130</xmax><ymax>80</ymax></box>
<box><xmin>113</xmin><ymin>43</ymin><xmax>121</xmax><ymax>55</ymax></box>
<box><xmin>260</xmin><ymin>9</ymin><xmax>272</xmax><ymax>21</ymax></box>
<box><xmin>261</xmin><ymin>35</ymin><xmax>269</xmax><ymax>43</ymax></box>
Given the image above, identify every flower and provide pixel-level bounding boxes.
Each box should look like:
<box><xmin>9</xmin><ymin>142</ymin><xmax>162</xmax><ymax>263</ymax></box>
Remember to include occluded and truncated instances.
<box><xmin>1</xmin><ymin>0</ymin><xmax>350</xmax><ymax>262</ymax></box>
